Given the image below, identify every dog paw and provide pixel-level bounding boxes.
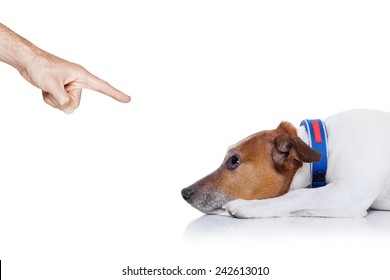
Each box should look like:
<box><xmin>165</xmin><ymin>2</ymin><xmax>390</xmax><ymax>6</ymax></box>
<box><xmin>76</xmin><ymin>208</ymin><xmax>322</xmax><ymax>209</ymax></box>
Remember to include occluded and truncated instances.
<box><xmin>223</xmin><ymin>200</ymin><xmax>254</xmax><ymax>219</ymax></box>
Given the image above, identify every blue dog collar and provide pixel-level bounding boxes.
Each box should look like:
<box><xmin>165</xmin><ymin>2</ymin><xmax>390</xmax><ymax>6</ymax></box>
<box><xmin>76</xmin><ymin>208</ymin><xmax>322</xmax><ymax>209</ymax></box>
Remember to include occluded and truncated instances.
<box><xmin>300</xmin><ymin>119</ymin><xmax>329</xmax><ymax>188</ymax></box>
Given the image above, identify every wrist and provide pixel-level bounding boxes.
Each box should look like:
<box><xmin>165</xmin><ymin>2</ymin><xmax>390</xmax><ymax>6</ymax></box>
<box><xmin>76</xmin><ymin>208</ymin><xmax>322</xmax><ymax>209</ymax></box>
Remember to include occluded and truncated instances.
<box><xmin>11</xmin><ymin>39</ymin><xmax>41</xmax><ymax>74</ymax></box>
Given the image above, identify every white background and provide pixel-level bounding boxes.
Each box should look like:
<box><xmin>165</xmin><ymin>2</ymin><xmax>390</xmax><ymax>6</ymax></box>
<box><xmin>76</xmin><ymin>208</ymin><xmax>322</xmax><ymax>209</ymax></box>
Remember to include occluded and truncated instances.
<box><xmin>1</xmin><ymin>1</ymin><xmax>390</xmax><ymax>279</ymax></box>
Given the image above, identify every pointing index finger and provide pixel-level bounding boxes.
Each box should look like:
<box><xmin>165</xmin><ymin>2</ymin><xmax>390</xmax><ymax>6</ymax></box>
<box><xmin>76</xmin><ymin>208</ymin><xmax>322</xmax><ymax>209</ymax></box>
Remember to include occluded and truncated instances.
<box><xmin>84</xmin><ymin>71</ymin><xmax>131</xmax><ymax>103</ymax></box>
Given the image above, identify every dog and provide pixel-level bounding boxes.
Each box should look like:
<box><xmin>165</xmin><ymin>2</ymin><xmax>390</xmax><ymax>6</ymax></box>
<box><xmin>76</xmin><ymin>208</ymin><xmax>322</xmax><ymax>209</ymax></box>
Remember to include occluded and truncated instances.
<box><xmin>181</xmin><ymin>109</ymin><xmax>390</xmax><ymax>218</ymax></box>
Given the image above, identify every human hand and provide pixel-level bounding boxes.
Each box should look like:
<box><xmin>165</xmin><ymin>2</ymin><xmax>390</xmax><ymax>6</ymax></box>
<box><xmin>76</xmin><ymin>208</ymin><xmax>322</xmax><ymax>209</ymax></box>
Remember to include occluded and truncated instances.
<box><xmin>0</xmin><ymin>23</ymin><xmax>130</xmax><ymax>113</ymax></box>
<box><xmin>18</xmin><ymin>49</ymin><xmax>130</xmax><ymax>114</ymax></box>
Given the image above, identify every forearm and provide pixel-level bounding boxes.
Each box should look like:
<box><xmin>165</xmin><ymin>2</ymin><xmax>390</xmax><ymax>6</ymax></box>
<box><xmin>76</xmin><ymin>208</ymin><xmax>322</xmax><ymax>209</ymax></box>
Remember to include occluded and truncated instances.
<box><xmin>0</xmin><ymin>23</ymin><xmax>39</xmax><ymax>72</ymax></box>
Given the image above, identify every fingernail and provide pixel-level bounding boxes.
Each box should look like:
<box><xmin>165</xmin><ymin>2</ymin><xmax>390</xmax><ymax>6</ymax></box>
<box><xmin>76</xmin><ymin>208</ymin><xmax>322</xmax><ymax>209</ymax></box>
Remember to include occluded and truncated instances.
<box><xmin>64</xmin><ymin>106</ymin><xmax>74</xmax><ymax>114</ymax></box>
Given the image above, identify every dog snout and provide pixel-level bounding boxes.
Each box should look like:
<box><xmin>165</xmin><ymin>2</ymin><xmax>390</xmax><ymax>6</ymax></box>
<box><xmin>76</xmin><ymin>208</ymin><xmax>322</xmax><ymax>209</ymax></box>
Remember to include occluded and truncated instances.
<box><xmin>181</xmin><ymin>187</ymin><xmax>194</xmax><ymax>201</ymax></box>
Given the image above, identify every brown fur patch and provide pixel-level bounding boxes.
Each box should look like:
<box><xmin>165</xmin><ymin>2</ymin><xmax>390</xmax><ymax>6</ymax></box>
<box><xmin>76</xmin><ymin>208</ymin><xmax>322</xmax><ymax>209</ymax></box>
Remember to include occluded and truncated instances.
<box><xmin>182</xmin><ymin>122</ymin><xmax>321</xmax><ymax>213</ymax></box>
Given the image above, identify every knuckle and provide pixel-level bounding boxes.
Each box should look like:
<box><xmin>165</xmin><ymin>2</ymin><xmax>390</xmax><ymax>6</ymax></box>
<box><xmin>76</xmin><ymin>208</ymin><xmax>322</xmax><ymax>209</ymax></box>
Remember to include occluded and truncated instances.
<box><xmin>56</xmin><ymin>95</ymin><xmax>72</xmax><ymax>109</ymax></box>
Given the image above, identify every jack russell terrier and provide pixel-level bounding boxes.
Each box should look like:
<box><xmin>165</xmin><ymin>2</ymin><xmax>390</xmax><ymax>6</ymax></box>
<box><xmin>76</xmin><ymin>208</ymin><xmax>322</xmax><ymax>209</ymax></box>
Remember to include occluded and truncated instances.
<box><xmin>181</xmin><ymin>109</ymin><xmax>390</xmax><ymax>218</ymax></box>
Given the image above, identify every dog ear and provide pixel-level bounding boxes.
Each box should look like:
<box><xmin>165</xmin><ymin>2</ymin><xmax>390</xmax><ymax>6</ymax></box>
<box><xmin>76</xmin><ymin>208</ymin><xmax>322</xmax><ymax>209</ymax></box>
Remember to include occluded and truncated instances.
<box><xmin>272</xmin><ymin>134</ymin><xmax>322</xmax><ymax>172</ymax></box>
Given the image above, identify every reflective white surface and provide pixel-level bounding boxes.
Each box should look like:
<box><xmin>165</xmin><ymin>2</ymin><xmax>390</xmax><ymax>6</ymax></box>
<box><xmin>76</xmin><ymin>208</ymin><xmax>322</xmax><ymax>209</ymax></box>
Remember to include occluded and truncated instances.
<box><xmin>184</xmin><ymin>210</ymin><xmax>390</xmax><ymax>241</ymax></box>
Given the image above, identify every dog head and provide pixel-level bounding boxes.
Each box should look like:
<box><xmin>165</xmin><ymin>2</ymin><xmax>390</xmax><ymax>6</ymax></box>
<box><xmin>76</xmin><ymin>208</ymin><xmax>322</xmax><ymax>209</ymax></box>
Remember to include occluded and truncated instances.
<box><xmin>181</xmin><ymin>122</ymin><xmax>321</xmax><ymax>214</ymax></box>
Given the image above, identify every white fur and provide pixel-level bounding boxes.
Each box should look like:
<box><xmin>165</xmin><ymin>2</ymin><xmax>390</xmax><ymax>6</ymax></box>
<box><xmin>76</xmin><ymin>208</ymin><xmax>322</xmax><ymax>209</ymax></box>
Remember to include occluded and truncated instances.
<box><xmin>224</xmin><ymin>109</ymin><xmax>390</xmax><ymax>218</ymax></box>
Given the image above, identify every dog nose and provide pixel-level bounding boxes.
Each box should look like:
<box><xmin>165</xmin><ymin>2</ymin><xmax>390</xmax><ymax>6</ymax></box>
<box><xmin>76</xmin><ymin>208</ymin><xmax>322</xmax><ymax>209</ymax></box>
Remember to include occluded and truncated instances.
<box><xmin>181</xmin><ymin>187</ymin><xmax>194</xmax><ymax>201</ymax></box>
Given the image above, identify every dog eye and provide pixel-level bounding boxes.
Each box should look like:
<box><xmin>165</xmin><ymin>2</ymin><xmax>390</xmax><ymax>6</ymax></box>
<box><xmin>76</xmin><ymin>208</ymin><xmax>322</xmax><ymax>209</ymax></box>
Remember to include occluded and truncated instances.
<box><xmin>227</xmin><ymin>155</ymin><xmax>241</xmax><ymax>170</ymax></box>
